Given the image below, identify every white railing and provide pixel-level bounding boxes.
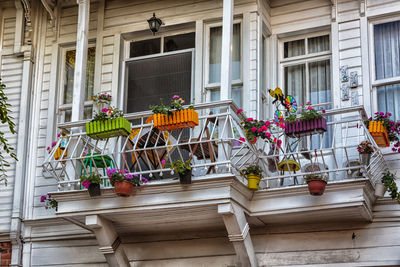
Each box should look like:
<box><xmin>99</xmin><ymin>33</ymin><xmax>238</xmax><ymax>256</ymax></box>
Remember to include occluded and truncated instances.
<box><xmin>42</xmin><ymin>101</ymin><xmax>387</xmax><ymax>191</ymax></box>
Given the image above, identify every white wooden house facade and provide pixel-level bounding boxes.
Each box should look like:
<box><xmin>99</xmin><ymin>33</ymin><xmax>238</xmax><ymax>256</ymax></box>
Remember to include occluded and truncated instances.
<box><xmin>0</xmin><ymin>0</ymin><xmax>400</xmax><ymax>266</ymax></box>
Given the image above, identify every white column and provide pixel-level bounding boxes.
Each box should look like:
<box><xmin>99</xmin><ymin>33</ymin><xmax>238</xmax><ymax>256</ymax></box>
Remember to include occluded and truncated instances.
<box><xmin>220</xmin><ymin>0</ymin><xmax>233</xmax><ymax>100</ymax></box>
<box><xmin>71</xmin><ymin>0</ymin><xmax>90</xmax><ymax>122</ymax></box>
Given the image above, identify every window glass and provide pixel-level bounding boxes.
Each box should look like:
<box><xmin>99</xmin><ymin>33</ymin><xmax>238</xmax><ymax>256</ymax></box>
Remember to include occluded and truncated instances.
<box><xmin>284</xmin><ymin>64</ymin><xmax>306</xmax><ymax>104</ymax></box>
<box><xmin>164</xmin><ymin>32</ymin><xmax>195</xmax><ymax>52</ymax></box>
<box><xmin>130</xmin><ymin>38</ymin><xmax>161</xmax><ymax>58</ymax></box>
<box><xmin>308</xmin><ymin>35</ymin><xmax>329</xmax><ymax>54</ymax></box>
<box><xmin>209</xmin><ymin>24</ymin><xmax>241</xmax><ymax>83</ymax></box>
<box><xmin>284</xmin><ymin>39</ymin><xmax>305</xmax><ymax>58</ymax></box>
<box><xmin>210</xmin><ymin>86</ymin><xmax>242</xmax><ymax>108</ymax></box>
<box><xmin>63</xmin><ymin>47</ymin><xmax>95</xmax><ymax>104</ymax></box>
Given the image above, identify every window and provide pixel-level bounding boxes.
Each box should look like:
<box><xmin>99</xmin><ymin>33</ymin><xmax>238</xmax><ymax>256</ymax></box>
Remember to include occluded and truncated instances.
<box><xmin>281</xmin><ymin>34</ymin><xmax>331</xmax><ymax>107</ymax></box>
<box><xmin>206</xmin><ymin>23</ymin><xmax>242</xmax><ymax>107</ymax></box>
<box><xmin>59</xmin><ymin>47</ymin><xmax>96</xmax><ymax>123</ymax></box>
<box><xmin>373</xmin><ymin>20</ymin><xmax>400</xmax><ymax>120</ymax></box>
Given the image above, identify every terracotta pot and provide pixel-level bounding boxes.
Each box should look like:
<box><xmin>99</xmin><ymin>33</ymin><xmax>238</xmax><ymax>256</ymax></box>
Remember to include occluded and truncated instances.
<box><xmin>306</xmin><ymin>179</ymin><xmax>327</xmax><ymax>196</ymax></box>
<box><xmin>374</xmin><ymin>183</ymin><xmax>387</xmax><ymax>198</ymax></box>
<box><xmin>88</xmin><ymin>183</ymin><xmax>101</xmax><ymax>197</ymax></box>
<box><xmin>179</xmin><ymin>170</ymin><xmax>192</xmax><ymax>184</ymax></box>
<box><xmin>247</xmin><ymin>174</ymin><xmax>261</xmax><ymax>191</ymax></box>
<box><xmin>114</xmin><ymin>181</ymin><xmax>134</xmax><ymax>197</ymax></box>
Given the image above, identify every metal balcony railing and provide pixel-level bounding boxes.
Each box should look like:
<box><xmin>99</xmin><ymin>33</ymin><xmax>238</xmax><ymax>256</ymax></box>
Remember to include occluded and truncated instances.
<box><xmin>42</xmin><ymin>101</ymin><xmax>387</xmax><ymax>191</ymax></box>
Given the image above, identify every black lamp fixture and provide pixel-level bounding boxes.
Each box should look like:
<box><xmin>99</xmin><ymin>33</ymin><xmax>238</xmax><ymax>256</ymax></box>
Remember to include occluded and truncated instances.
<box><xmin>147</xmin><ymin>13</ymin><xmax>162</xmax><ymax>35</ymax></box>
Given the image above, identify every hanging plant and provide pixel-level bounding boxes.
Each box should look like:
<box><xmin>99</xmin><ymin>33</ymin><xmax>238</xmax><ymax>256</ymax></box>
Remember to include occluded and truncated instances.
<box><xmin>285</xmin><ymin>102</ymin><xmax>327</xmax><ymax>137</ymax></box>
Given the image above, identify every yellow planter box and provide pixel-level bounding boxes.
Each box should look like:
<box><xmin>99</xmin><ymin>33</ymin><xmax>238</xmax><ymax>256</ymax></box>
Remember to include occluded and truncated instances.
<box><xmin>153</xmin><ymin>109</ymin><xmax>199</xmax><ymax>131</ymax></box>
<box><xmin>369</xmin><ymin>121</ymin><xmax>390</xmax><ymax>147</ymax></box>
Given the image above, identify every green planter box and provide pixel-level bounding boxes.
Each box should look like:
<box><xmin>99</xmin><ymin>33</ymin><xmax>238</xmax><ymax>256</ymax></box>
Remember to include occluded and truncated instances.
<box><xmin>86</xmin><ymin>117</ymin><xmax>131</xmax><ymax>140</ymax></box>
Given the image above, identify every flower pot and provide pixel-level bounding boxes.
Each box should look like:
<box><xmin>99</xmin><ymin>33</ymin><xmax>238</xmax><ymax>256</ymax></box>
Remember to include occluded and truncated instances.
<box><xmin>54</xmin><ymin>147</ymin><xmax>68</xmax><ymax>161</ymax></box>
<box><xmin>247</xmin><ymin>174</ymin><xmax>261</xmax><ymax>191</ymax></box>
<box><xmin>368</xmin><ymin>121</ymin><xmax>390</xmax><ymax>147</ymax></box>
<box><xmin>285</xmin><ymin>117</ymin><xmax>327</xmax><ymax>138</ymax></box>
<box><xmin>359</xmin><ymin>153</ymin><xmax>371</xmax><ymax>166</ymax></box>
<box><xmin>86</xmin><ymin>117</ymin><xmax>131</xmax><ymax>140</ymax></box>
<box><xmin>374</xmin><ymin>183</ymin><xmax>387</xmax><ymax>198</ymax></box>
<box><xmin>114</xmin><ymin>180</ymin><xmax>134</xmax><ymax>197</ymax></box>
<box><xmin>153</xmin><ymin>109</ymin><xmax>199</xmax><ymax>131</ymax></box>
<box><xmin>306</xmin><ymin>179</ymin><xmax>327</xmax><ymax>196</ymax></box>
<box><xmin>88</xmin><ymin>183</ymin><xmax>101</xmax><ymax>197</ymax></box>
<box><xmin>179</xmin><ymin>170</ymin><xmax>192</xmax><ymax>184</ymax></box>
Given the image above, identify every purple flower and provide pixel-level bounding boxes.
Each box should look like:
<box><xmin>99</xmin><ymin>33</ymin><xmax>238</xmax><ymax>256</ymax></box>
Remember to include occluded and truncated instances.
<box><xmin>134</xmin><ymin>173</ymin><xmax>138</xmax><ymax>177</ymax></box>
<box><xmin>82</xmin><ymin>181</ymin><xmax>91</xmax><ymax>189</ymax></box>
<box><xmin>392</xmin><ymin>147</ymin><xmax>397</xmax><ymax>152</ymax></box>
<box><xmin>161</xmin><ymin>159</ymin><xmax>166</xmax><ymax>165</ymax></box>
<box><xmin>106</xmin><ymin>168</ymin><xmax>117</xmax><ymax>177</ymax></box>
<box><xmin>126</xmin><ymin>173</ymin><xmax>133</xmax><ymax>179</ymax></box>
<box><xmin>141</xmin><ymin>177</ymin><xmax>148</xmax><ymax>183</ymax></box>
<box><xmin>40</xmin><ymin>195</ymin><xmax>47</xmax><ymax>202</ymax></box>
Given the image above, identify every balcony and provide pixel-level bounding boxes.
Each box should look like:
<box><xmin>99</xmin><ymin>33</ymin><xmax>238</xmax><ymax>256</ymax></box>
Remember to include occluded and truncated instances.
<box><xmin>42</xmin><ymin>101</ymin><xmax>387</xmax><ymax>225</ymax></box>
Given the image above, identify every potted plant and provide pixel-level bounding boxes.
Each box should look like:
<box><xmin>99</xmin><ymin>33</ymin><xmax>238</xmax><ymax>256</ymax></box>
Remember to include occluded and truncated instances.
<box><xmin>364</xmin><ymin>112</ymin><xmax>400</xmax><ymax>149</ymax></box>
<box><xmin>357</xmin><ymin>140</ymin><xmax>374</xmax><ymax>166</ymax></box>
<box><xmin>86</xmin><ymin>94</ymin><xmax>131</xmax><ymax>140</ymax></box>
<box><xmin>90</xmin><ymin>92</ymin><xmax>112</xmax><ymax>109</ymax></box>
<box><xmin>150</xmin><ymin>95</ymin><xmax>198</xmax><ymax>131</ymax></box>
<box><xmin>285</xmin><ymin>102</ymin><xmax>327</xmax><ymax>137</ymax></box>
<box><xmin>80</xmin><ymin>173</ymin><xmax>102</xmax><ymax>197</ymax></box>
<box><xmin>40</xmin><ymin>194</ymin><xmax>58</xmax><ymax>211</ymax></box>
<box><xmin>304</xmin><ymin>173</ymin><xmax>328</xmax><ymax>196</ymax></box>
<box><xmin>240</xmin><ymin>164</ymin><xmax>263</xmax><ymax>191</ymax></box>
<box><xmin>166</xmin><ymin>159</ymin><xmax>192</xmax><ymax>184</ymax></box>
<box><xmin>376</xmin><ymin>170</ymin><xmax>400</xmax><ymax>200</ymax></box>
<box><xmin>107</xmin><ymin>168</ymin><xmax>145</xmax><ymax>197</ymax></box>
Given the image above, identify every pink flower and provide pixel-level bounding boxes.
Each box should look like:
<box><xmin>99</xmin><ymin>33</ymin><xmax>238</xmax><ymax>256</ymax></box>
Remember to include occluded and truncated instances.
<box><xmin>307</xmin><ymin>106</ymin><xmax>313</xmax><ymax>110</ymax></box>
<box><xmin>57</xmin><ymin>133</ymin><xmax>61</xmax><ymax>138</ymax></box>
<box><xmin>250</xmin><ymin>138</ymin><xmax>257</xmax><ymax>144</ymax></box>
<box><xmin>236</xmin><ymin>109</ymin><xmax>243</xmax><ymax>114</ymax></box>
<box><xmin>51</xmin><ymin>141</ymin><xmax>57</xmax><ymax>147</ymax></box>
<box><xmin>134</xmin><ymin>173</ymin><xmax>138</xmax><ymax>177</ymax></box>
<box><xmin>306</xmin><ymin>101</ymin><xmax>311</xmax><ymax>105</ymax></box>
<box><xmin>246</xmin><ymin>118</ymin><xmax>253</xmax><ymax>122</ymax></box>
<box><xmin>392</xmin><ymin>148</ymin><xmax>397</xmax><ymax>152</ymax></box>
<box><xmin>46</xmin><ymin>146</ymin><xmax>50</xmax><ymax>151</ymax></box>
<box><xmin>265</xmin><ymin>121</ymin><xmax>271</xmax><ymax>126</ymax></box>
<box><xmin>260</xmin><ymin>125</ymin><xmax>268</xmax><ymax>132</ymax></box>
<box><xmin>141</xmin><ymin>177</ymin><xmax>148</xmax><ymax>183</ymax></box>
<box><xmin>239</xmin><ymin>137</ymin><xmax>246</xmax><ymax>143</ymax></box>
<box><xmin>277</xmin><ymin>139</ymin><xmax>282</xmax><ymax>146</ymax></box>
<box><xmin>322</xmin><ymin>110</ymin><xmax>326</xmax><ymax>114</ymax></box>
<box><xmin>126</xmin><ymin>173</ymin><xmax>133</xmax><ymax>179</ymax></box>
<box><xmin>40</xmin><ymin>195</ymin><xmax>47</xmax><ymax>202</ymax></box>
<box><xmin>265</xmin><ymin>132</ymin><xmax>271</xmax><ymax>139</ymax></box>
<box><xmin>161</xmin><ymin>159</ymin><xmax>166</xmax><ymax>165</ymax></box>
<box><xmin>101</xmin><ymin>108</ymin><xmax>108</xmax><ymax>113</ymax></box>
<box><xmin>388</xmin><ymin>112</ymin><xmax>392</xmax><ymax>116</ymax></box>
<box><xmin>173</xmin><ymin>95</ymin><xmax>179</xmax><ymax>99</ymax></box>
<box><xmin>82</xmin><ymin>181</ymin><xmax>91</xmax><ymax>189</ymax></box>
<box><xmin>251</xmin><ymin>127</ymin><xmax>257</xmax><ymax>133</ymax></box>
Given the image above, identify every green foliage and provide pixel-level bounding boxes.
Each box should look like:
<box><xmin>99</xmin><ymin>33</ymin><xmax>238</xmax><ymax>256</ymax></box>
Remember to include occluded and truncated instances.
<box><xmin>80</xmin><ymin>173</ymin><xmax>102</xmax><ymax>184</ymax></box>
<box><xmin>150</xmin><ymin>95</ymin><xmax>194</xmax><ymax>115</ymax></box>
<box><xmin>91</xmin><ymin>106</ymin><xmax>123</xmax><ymax>122</ymax></box>
<box><xmin>381</xmin><ymin>170</ymin><xmax>400</xmax><ymax>203</ymax></box>
<box><xmin>0</xmin><ymin>79</ymin><xmax>17</xmax><ymax>185</ymax></box>
<box><xmin>285</xmin><ymin>102</ymin><xmax>325</xmax><ymax>123</ymax></box>
<box><xmin>166</xmin><ymin>159</ymin><xmax>192</xmax><ymax>174</ymax></box>
<box><xmin>240</xmin><ymin>165</ymin><xmax>263</xmax><ymax>176</ymax></box>
<box><xmin>304</xmin><ymin>173</ymin><xmax>328</xmax><ymax>182</ymax></box>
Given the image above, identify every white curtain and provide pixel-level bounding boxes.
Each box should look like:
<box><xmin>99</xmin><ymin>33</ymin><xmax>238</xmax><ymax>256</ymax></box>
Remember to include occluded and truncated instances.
<box><xmin>209</xmin><ymin>24</ymin><xmax>241</xmax><ymax>83</ymax></box>
<box><xmin>375</xmin><ymin>20</ymin><xmax>400</xmax><ymax>120</ymax></box>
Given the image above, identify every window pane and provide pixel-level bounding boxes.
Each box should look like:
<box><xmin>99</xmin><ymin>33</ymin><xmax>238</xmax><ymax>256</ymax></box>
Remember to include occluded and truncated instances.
<box><xmin>63</xmin><ymin>47</ymin><xmax>96</xmax><ymax>104</ymax></box>
<box><xmin>130</xmin><ymin>38</ymin><xmax>161</xmax><ymax>58</ymax></box>
<box><xmin>210</xmin><ymin>87</ymin><xmax>242</xmax><ymax>108</ymax></box>
<box><xmin>378</xmin><ymin>83</ymin><xmax>400</xmax><ymax>120</ymax></box>
<box><xmin>309</xmin><ymin>60</ymin><xmax>331</xmax><ymax>105</ymax></box>
<box><xmin>308</xmin><ymin>35</ymin><xmax>330</xmax><ymax>53</ymax></box>
<box><xmin>374</xmin><ymin>21</ymin><xmax>400</xmax><ymax>80</ymax></box>
<box><xmin>284</xmin><ymin>64</ymin><xmax>306</xmax><ymax>104</ymax></box>
<box><xmin>284</xmin><ymin>39</ymin><xmax>305</xmax><ymax>58</ymax></box>
<box><xmin>64</xmin><ymin>107</ymin><xmax>92</xmax><ymax>123</ymax></box>
<box><xmin>164</xmin><ymin>32</ymin><xmax>195</xmax><ymax>52</ymax></box>
<box><xmin>209</xmin><ymin>24</ymin><xmax>241</xmax><ymax>83</ymax></box>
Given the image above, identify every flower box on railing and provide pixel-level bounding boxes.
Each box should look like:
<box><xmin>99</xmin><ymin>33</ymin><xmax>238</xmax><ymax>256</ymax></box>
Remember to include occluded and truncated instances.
<box><xmin>285</xmin><ymin>117</ymin><xmax>327</xmax><ymax>138</ymax></box>
<box><xmin>152</xmin><ymin>109</ymin><xmax>199</xmax><ymax>131</ymax></box>
<box><xmin>368</xmin><ymin>121</ymin><xmax>390</xmax><ymax>147</ymax></box>
<box><xmin>86</xmin><ymin>117</ymin><xmax>131</xmax><ymax>140</ymax></box>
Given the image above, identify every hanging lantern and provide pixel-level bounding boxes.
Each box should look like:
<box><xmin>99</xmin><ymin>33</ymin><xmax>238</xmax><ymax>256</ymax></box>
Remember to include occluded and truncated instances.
<box><xmin>147</xmin><ymin>13</ymin><xmax>162</xmax><ymax>35</ymax></box>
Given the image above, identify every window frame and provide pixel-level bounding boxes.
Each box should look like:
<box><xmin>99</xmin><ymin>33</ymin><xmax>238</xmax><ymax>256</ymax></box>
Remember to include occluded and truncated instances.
<box><xmin>204</xmin><ymin>19</ymin><xmax>243</xmax><ymax>103</ymax></box>
<box><xmin>369</xmin><ymin>16</ymin><xmax>400</xmax><ymax>113</ymax></box>
<box><xmin>57</xmin><ymin>44</ymin><xmax>96</xmax><ymax>124</ymax></box>
<box><xmin>278</xmin><ymin>31</ymin><xmax>332</xmax><ymax>106</ymax></box>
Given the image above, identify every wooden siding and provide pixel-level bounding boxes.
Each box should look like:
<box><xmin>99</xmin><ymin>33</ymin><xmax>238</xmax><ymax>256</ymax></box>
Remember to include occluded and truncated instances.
<box><xmin>0</xmin><ymin>12</ymin><xmax>22</xmax><ymax>234</ymax></box>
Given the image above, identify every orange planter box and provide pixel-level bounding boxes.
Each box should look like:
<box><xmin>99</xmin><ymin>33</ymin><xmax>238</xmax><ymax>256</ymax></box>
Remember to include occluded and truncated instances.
<box><xmin>369</xmin><ymin>121</ymin><xmax>390</xmax><ymax>147</ymax></box>
<box><xmin>153</xmin><ymin>109</ymin><xmax>199</xmax><ymax>131</ymax></box>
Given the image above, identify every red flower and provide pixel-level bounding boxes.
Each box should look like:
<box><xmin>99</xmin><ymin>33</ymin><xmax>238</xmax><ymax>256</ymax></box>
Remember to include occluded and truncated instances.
<box><xmin>236</xmin><ymin>109</ymin><xmax>243</xmax><ymax>114</ymax></box>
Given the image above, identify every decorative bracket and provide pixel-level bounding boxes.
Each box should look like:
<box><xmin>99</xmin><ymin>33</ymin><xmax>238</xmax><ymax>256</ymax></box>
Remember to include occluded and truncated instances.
<box><xmin>359</xmin><ymin>0</ymin><xmax>366</xmax><ymax>16</ymax></box>
<box><xmin>40</xmin><ymin>0</ymin><xmax>58</xmax><ymax>40</ymax></box>
<box><xmin>331</xmin><ymin>0</ymin><xmax>337</xmax><ymax>22</ymax></box>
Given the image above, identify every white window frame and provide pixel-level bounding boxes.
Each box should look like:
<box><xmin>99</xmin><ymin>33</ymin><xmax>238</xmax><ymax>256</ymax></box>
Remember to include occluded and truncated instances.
<box><xmin>204</xmin><ymin>20</ymin><xmax>243</xmax><ymax>103</ymax></box>
<box><xmin>278</xmin><ymin>31</ymin><xmax>332</xmax><ymax>106</ymax></box>
<box><xmin>368</xmin><ymin>16</ymin><xmax>400</xmax><ymax>113</ymax></box>
<box><xmin>57</xmin><ymin>44</ymin><xmax>96</xmax><ymax>123</ymax></box>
